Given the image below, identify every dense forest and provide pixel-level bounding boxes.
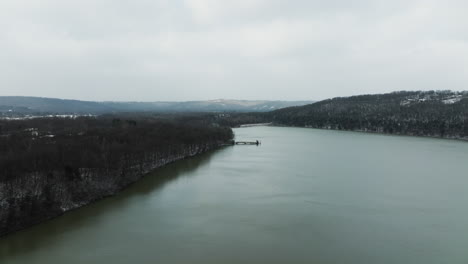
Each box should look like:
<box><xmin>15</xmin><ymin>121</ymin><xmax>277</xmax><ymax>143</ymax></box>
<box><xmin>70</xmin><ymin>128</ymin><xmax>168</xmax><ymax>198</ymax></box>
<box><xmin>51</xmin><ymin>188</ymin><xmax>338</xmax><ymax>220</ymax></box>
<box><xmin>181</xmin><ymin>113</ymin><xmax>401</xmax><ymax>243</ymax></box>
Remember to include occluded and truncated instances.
<box><xmin>0</xmin><ymin>115</ymin><xmax>233</xmax><ymax>236</ymax></box>
<box><xmin>215</xmin><ymin>91</ymin><xmax>468</xmax><ymax>139</ymax></box>
<box><xmin>266</xmin><ymin>91</ymin><xmax>468</xmax><ymax>139</ymax></box>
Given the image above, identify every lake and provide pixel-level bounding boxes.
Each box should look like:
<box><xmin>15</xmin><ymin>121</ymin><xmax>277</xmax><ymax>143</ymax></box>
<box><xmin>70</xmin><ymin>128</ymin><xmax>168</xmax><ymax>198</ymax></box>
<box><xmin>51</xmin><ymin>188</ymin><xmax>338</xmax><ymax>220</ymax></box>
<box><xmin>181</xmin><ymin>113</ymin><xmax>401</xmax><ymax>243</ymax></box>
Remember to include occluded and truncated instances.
<box><xmin>2</xmin><ymin>126</ymin><xmax>468</xmax><ymax>264</ymax></box>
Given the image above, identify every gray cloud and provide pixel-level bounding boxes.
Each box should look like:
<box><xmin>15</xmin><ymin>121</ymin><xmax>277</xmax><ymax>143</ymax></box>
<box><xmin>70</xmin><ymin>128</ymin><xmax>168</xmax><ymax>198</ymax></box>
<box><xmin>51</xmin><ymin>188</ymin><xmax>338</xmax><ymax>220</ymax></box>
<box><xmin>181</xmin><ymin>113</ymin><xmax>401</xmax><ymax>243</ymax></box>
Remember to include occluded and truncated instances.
<box><xmin>1</xmin><ymin>0</ymin><xmax>467</xmax><ymax>101</ymax></box>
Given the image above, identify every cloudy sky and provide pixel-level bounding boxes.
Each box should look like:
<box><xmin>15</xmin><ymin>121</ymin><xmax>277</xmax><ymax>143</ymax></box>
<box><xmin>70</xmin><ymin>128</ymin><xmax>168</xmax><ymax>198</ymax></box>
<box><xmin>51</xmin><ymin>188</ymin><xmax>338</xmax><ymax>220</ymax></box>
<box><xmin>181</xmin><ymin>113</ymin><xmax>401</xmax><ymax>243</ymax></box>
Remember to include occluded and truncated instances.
<box><xmin>1</xmin><ymin>0</ymin><xmax>467</xmax><ymax>101</ymax></box>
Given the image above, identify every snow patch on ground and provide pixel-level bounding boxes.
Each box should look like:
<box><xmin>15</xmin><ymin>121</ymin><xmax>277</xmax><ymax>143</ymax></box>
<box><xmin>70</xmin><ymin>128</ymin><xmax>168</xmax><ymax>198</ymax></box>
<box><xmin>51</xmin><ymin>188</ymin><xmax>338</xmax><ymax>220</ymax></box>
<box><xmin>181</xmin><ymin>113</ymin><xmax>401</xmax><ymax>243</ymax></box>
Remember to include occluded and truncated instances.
<box><xmin>401</xmin><ymin>92</ymin><xmax>464</xmax><ymax>106</ymax></box>
<box><xmin>442</xmin><ymin>97</ymin><xmax>462</xmax><ymax>104</ymax></box>
<box><xmin>0</xmin><ymin>114</ymin><xmax>95</xmax><ymax>120</ymax></box>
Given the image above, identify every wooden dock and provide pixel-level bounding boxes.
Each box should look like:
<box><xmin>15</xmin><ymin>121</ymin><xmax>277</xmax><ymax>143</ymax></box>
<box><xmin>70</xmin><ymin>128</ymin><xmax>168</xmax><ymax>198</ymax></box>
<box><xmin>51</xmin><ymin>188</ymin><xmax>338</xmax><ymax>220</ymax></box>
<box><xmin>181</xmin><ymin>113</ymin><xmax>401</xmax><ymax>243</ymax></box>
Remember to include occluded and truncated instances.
<box><xmin>222</xmin><ymin>140</ymin><xmax>261</xmax><ymax>146</ymax></box>
<box><xmin>235</xmin><ymin>140</ymin><xmax>261</xmax><ymax>145</ymax></box>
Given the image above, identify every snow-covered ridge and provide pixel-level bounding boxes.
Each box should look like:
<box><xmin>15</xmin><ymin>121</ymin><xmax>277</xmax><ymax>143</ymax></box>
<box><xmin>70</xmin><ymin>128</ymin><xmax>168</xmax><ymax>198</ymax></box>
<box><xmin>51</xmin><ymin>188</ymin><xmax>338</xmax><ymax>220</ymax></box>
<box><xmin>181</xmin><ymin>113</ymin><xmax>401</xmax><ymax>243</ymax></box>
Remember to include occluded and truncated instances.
<box><xmin>0</xmin><ymin>114</ymin><xmax>95</xmax><ymax>120</ymax></box>
<box><xmin>400</xmin><ymin>91</ymin><xmax>467</xmax><ymax>106</ymax></box>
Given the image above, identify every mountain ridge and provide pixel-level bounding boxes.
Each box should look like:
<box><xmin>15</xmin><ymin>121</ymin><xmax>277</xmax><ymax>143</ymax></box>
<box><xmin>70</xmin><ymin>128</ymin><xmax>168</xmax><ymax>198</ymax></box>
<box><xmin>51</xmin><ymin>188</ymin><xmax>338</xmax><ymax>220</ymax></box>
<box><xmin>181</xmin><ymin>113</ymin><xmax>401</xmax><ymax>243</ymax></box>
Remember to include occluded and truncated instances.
<box><xmin>0</xmin><ymin>96</ymin><xmax>313</xmax><ymax>115</ymax></box>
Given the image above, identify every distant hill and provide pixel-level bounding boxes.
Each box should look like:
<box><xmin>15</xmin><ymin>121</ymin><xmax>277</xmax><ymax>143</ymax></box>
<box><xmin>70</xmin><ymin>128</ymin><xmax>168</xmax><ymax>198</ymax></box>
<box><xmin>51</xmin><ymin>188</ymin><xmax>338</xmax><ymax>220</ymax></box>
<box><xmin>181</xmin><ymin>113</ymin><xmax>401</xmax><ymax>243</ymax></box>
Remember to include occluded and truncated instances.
<box><xmin>267</xmin><ymin>90</ymin><xmax>468</xmax><ymax>139</ymax></box>
<box><xmin>0</xmin><ymin>97</ymin><xmax>112</xmax><ymax>114</ymax></box>
<box><xmin>0</xmin><ymin>97</ymin><xmax>313</xmax><ymax>115</ymax></box>
<box><xmin>101</xmin><ymin>99</ymin><xmax>313</xmax><ymax>113</ymax></box>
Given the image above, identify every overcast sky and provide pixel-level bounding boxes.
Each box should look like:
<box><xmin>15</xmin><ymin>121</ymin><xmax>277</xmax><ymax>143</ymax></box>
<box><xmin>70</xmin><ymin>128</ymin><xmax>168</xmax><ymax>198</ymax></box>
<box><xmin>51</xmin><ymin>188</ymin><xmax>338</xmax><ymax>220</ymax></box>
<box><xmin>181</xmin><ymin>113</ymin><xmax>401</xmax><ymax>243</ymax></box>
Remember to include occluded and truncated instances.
<box><xmin>1</xmin><ymin>0</ymin><xmax>467</xmax><ymax>101</ymax></box>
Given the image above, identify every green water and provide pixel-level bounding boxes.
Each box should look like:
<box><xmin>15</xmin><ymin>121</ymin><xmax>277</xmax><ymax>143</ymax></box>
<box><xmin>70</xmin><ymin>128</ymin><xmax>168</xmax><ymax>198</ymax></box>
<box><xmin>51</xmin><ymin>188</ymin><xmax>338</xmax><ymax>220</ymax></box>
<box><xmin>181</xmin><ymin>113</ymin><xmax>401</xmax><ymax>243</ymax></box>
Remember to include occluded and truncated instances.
<box><xmin>2</xmin><ymin>126</ymin><xmax>468</xmax><ymax>264</ymax></box>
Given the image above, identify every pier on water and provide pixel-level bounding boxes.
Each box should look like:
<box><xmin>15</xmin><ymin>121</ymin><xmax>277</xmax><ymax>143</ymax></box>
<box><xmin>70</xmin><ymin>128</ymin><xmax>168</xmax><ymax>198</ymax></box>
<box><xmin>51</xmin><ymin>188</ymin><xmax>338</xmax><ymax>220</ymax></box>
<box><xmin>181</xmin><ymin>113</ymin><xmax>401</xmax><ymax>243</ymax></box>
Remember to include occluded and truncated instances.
<box><xmin>232</xmin><ymin>140</ymin><xmax>261</xmax><ymax>146</ymax></box>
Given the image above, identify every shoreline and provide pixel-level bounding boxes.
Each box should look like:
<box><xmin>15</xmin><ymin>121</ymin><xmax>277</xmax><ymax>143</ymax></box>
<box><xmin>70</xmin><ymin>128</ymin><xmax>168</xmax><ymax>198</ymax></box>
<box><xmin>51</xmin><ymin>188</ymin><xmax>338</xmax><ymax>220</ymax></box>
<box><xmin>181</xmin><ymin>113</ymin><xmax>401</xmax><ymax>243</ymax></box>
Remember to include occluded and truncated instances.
<box><xmin>0</xmin><ymin>143</ymin><xmax>228</xmax><ymax>238</ymax></box>
<box><xmin>284</xmin><ymin>124</ymin><xmax>468</xmax><ymax>142</ymax></box>
<box><xmin>238</xmin><ymin>123</ymin><xmax>272</xmax><ymax>128</ymax></box>
<box><xmin>237</xmin><ymin>123</ymin><xmax>468</xmax><ymax>143</ymax></box>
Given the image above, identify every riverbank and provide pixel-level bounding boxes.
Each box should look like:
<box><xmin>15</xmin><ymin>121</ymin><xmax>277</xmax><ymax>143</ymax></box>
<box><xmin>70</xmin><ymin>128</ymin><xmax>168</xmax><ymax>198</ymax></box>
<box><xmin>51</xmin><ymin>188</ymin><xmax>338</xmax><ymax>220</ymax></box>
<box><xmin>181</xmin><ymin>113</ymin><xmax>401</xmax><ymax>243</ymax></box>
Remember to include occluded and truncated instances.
<box><xmin>0</xmin><ymin>116</ymin><xmax>234</xmax><ymax>237</ymax></box>
<box><xmin>234</xmin><ymin>121</ymin><xmax>468</xmax><ymax>143</ymax></box>
<box><xmin>0</xmin><ymin>142</ymin><xmax>228</xmax><ymax>237</ymax></box>
<box><xmin>239</xmin><ymin>123</ymin><xmax>272</xmax><ymax>128</ymax></box>
<box><xmin>265</xmin><ymin>123</ymin><xmax>468</xmax><ymax>143</ymax></box>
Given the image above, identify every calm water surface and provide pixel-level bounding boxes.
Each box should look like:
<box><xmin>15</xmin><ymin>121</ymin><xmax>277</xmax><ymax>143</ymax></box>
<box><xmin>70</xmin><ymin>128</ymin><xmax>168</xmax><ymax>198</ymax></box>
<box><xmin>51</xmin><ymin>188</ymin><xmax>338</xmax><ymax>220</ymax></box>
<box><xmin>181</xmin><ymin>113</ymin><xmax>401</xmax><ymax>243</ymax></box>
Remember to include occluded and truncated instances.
<box><xmin>2</xmin><ymin>127</ymin><xmax>468</xmax><ymax>264</ymax></box>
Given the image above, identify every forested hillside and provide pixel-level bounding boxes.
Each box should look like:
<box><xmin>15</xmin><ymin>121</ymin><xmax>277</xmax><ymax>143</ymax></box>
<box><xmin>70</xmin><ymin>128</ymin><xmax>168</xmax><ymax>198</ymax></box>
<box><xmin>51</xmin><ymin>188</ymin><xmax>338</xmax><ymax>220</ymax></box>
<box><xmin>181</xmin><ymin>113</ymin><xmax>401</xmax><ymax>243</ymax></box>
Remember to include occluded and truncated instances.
<box><xmin>267</xmin><ymin>91</ymin><xmax>468</xmax><ymax>139</ymax></box>
<box><xmin>0</xmin><ymin>115</ymin><xmax>233</xmax><ymax>236</ymax></box>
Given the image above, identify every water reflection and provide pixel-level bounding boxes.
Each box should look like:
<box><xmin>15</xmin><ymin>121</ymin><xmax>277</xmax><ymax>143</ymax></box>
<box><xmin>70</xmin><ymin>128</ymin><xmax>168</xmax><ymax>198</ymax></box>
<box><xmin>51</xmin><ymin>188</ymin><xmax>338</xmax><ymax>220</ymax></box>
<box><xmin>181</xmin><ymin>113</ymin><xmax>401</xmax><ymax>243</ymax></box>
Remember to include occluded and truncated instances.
<box><xmin>0</xmin><ymin>148</ymin><xmax>221</xmax><ymax>259</ymax></box>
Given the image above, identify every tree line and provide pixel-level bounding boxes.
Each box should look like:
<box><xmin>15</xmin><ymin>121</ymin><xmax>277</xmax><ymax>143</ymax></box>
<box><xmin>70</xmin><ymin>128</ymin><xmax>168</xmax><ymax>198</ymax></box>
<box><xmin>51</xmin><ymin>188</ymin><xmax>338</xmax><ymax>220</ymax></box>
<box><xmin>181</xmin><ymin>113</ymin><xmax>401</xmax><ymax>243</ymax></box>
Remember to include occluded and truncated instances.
<box><xmin>213</xmin><ymin>91</ymin><xmax>468</xmax><ymax>139</ymax></box>
<box><xmin>0</xmin><ymin>114</ymin><xmax>233</xmax><ymax>236</ymax></box>
<box><xmin>264</xmin><ymin>91</ymin><xmax>468</xmax><ymax>138</ymax></box>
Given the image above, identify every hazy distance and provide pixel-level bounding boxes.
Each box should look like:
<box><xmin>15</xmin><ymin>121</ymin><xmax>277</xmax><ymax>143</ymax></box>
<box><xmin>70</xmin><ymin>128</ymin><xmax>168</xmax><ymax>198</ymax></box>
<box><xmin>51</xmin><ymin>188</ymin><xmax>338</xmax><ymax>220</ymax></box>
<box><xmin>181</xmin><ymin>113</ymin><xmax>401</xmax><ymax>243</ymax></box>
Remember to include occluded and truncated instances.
<box><xmin>1</xmin><ymin>0</ymin><xmax>467</xmax><ymax>101</ymax></box>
